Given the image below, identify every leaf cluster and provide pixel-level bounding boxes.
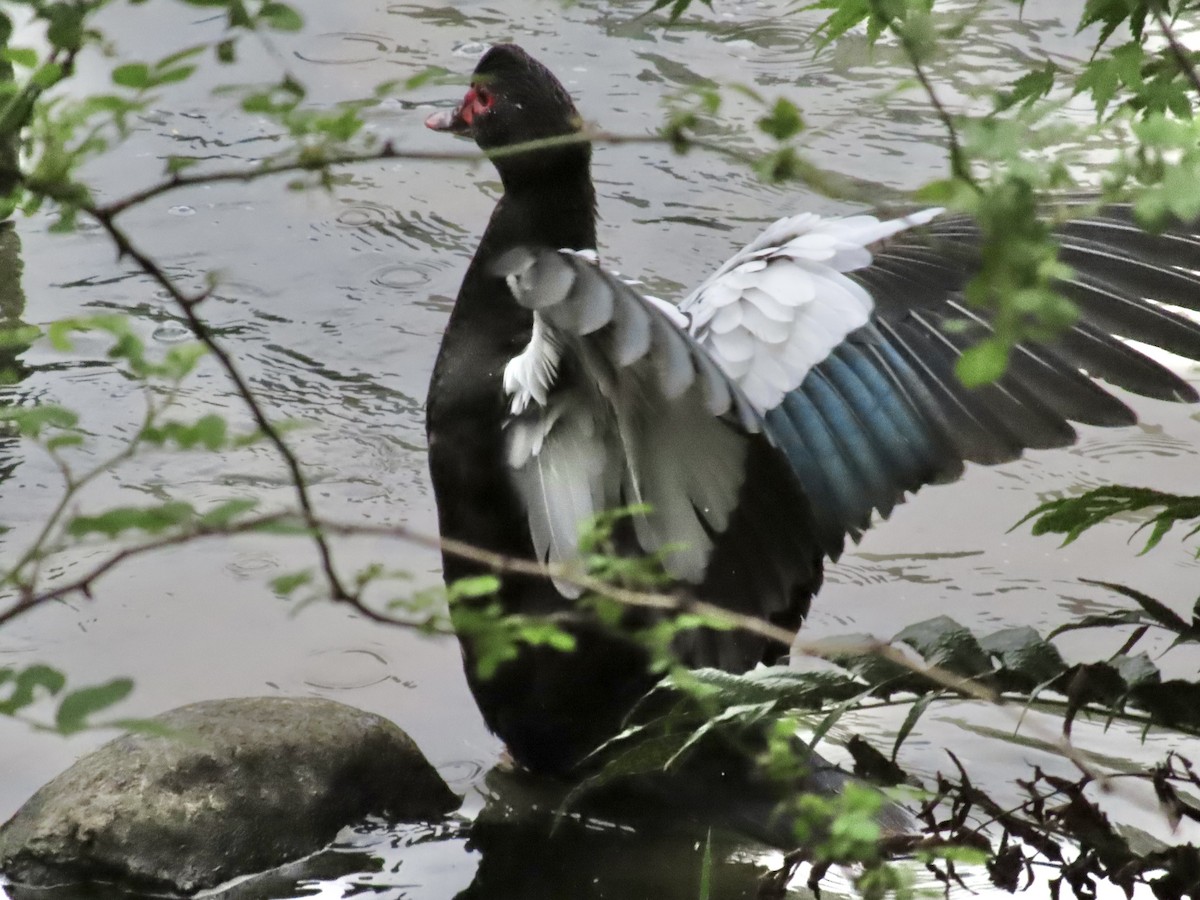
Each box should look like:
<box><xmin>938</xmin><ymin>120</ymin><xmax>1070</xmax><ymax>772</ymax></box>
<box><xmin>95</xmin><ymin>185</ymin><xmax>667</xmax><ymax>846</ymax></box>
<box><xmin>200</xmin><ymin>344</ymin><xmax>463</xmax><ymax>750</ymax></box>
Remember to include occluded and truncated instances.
<box><xmin>0</xmin><ymin>664</ymin><xmax>137</xmax><ymax>735</ymax></box>
<box><xmin>1023</xmin><ymin>486</ymin><xmax>1200</xmax><ymax>555</ymax></box>
<box><xmin>581</xmin><ymin>596</ymin><xmax>1200</xmax><ymax>896</ymax></box>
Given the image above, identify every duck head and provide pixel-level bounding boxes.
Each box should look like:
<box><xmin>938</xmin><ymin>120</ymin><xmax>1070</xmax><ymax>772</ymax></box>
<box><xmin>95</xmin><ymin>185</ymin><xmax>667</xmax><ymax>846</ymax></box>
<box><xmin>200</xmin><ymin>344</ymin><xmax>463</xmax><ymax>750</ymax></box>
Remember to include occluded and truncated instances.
<box><xmin>426</xmin><ymin>44</ymin><xmax>589</xmax><ymax>184</ymax></box>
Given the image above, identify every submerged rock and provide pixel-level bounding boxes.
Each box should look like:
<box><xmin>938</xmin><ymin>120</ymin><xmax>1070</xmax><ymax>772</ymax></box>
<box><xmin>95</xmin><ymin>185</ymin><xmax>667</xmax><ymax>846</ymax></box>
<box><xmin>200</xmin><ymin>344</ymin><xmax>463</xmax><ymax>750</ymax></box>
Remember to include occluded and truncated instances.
<box><xmin>0</xmin><ymin>696</ymin><xmax>460</xmax><ymax>895</ymax></box>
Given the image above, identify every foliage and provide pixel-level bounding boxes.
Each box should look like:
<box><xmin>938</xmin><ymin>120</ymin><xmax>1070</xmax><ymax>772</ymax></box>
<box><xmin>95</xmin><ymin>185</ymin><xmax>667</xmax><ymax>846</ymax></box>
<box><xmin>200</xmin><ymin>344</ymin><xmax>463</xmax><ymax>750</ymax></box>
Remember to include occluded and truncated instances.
<box><xmin>572</xmin><ymin>599</ymin><xmax>1200</xmax><ymax>897</ymax></box>
<box><xmin>1022</xmin><ymin>486</ymin><xmax>1200</xmax><ymax>555</ymax></box>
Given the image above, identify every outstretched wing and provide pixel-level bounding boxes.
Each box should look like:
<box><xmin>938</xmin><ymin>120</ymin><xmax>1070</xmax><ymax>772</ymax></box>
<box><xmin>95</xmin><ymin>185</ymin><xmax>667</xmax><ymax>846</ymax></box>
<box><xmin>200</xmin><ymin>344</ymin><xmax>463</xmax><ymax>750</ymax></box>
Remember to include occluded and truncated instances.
<box><xmin>681</xmin><ymin>203</ymin><xmax>1200</xmax><ymax>559</ymax></box>
<box><xmin>493</xmin><ymin>247</ymin><xmax>822</xmax><ymax>669</ymax></box>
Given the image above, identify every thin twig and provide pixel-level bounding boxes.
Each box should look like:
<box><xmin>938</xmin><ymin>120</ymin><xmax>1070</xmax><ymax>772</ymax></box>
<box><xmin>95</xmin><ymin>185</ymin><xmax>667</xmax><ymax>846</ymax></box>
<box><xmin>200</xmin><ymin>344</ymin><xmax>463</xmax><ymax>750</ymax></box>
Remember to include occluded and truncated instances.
<box><xmin>1149</xmin><ymin>0</ymin><xmax>1200</xmax><ymax>98</ymax></box>
<box><xmin>89</xmin><ymin>127</ymin><xmax>890</xmax><ymax>219</ymax></box>
<box><xmin>0</xmin><ymin>503</ymin><xmax>1137</xmax><ymax>783</ymax></box>
<box><xmin>71</xmin><ymin>200</ymin><xmax>357</xmax><ymax>605</ymax></box>
<box><xmin>876</xmin><ymin>2</ymin><xmax>976</xmax><ymax>188</ymax></box>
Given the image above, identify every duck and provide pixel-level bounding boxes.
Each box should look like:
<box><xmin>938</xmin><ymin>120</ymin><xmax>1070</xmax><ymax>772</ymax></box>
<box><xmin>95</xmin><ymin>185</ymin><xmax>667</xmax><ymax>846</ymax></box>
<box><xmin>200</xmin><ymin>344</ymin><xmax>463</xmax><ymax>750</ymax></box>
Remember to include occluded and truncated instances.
<box><xmin>423</xmin><ymin>43</ymin><xmax>1200</xmax><ymax>776</ymax></box>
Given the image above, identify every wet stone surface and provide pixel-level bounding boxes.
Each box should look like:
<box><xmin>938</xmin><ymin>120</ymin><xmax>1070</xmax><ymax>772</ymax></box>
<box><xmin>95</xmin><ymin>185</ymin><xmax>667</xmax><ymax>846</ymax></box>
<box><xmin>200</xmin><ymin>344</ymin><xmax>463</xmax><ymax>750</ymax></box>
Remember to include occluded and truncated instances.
<box><xmin>0</xmin><ymin>697</ymin><xmax>460</xmax><ymax>896</ymax></box>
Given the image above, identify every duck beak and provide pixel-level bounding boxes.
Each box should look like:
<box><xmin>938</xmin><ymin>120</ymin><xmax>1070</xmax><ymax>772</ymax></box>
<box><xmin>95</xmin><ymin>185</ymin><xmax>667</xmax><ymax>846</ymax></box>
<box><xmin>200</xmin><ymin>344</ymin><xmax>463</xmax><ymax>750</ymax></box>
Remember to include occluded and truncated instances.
<box><xmin>425</xmin><ymin>106</ymin><xmax>470</xmax><ymax>135</ymax></box>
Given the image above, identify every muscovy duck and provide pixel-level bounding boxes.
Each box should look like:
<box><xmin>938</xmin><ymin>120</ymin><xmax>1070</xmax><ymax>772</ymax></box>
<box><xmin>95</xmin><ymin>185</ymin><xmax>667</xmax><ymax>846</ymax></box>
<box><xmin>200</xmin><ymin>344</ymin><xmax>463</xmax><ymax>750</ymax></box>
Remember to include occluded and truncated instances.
<box><xmin>424</xmin><ymin>44</ymin><xmax>1200</xmax><ymax>776</ymax></box>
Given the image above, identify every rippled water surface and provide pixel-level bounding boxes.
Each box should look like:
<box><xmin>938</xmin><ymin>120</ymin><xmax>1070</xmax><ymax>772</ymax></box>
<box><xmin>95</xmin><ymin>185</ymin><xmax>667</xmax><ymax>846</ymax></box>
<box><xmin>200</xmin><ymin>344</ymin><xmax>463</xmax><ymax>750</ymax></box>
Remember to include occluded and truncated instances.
<box><xmin>1</xmin><ymin>1</ymin><xmax>1198</xmax><ymax>897</ymax></box>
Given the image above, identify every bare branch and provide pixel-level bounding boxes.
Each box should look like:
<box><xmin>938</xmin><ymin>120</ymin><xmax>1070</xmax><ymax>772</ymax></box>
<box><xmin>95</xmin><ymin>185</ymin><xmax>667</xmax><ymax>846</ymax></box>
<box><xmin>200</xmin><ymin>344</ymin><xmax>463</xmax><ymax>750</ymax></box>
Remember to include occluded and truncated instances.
<box><xmin>90</xmin><ymin>128</ymin><xmax>888</xmax><ymax>219</ymax></box>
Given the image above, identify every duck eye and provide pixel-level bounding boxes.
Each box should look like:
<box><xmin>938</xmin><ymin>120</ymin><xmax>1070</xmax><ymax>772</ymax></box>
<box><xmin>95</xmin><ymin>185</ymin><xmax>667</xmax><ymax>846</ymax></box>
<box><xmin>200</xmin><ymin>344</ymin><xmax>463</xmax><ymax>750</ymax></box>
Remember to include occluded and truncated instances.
<box><xmin>473</xmin><ymin>87</ymin><xmax>495</xmax><ymax>111</ymax></box>
<box><xmin>455</xmin><ymin>86</ymin><xmax>496</xmax><ymax>127</ymax></box>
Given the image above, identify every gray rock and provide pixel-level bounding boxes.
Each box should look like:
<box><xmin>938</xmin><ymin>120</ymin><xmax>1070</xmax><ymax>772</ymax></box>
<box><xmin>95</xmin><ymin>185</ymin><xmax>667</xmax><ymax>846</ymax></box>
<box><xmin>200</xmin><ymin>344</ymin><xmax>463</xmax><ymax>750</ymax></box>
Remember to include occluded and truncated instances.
<box><xmin>0</xmin><ymin>696</ymin><xmax>460</xmax><ymax>895</ymax></box>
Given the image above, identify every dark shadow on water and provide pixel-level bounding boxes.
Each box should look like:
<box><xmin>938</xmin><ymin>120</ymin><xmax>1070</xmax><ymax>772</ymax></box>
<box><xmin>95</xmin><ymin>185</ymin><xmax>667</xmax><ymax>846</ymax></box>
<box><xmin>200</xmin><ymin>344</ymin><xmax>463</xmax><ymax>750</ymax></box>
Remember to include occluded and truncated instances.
<box><xmin>453</xmin><ymin>766</ymin><xmax>790</xmax><ymax>900</ymax></box>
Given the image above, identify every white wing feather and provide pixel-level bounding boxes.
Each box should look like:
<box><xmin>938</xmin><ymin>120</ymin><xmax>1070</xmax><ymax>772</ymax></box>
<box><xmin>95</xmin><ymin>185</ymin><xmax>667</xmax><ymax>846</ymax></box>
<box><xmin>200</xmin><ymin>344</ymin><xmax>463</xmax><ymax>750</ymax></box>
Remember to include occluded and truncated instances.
<box><xmin>499</xmin><ymin>255</ymin><xmax>756</xmax><ymax>588</ymax></box>
<box><xmin>498</xmin><ymin>208</ymin><xmax>942</xmax><ymax>585</ymax></box>
<box><xmin>682</xmin><ymin>207</ymin><xmax>942</xmax><ymax>410</ymax></box>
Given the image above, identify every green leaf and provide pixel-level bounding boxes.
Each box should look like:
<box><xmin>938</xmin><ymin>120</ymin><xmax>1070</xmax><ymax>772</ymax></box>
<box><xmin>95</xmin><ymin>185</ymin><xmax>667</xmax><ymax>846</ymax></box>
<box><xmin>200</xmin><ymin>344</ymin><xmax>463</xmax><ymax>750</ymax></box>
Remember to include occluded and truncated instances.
<box><xmin>2</xmin><ymin>47</ymin><xmax>38</xmax><ymax>69</ymax></box>
<box><xmin>448</xmin><ymin>574</ymin><xmax>501</xmax><ymax>601</ymax></box>
<box><xmin>403</xmin><ymin>66</ymin><xmax>452</xmax><ymax>91</ymax></box>
<box><xmin>142</xmin><ymin>414</ymin><xmax>229</xmax><ymax>451</ymax></box>
<box><xmin>978</xmin><ymin>626</ymin><xmax>1067</xmax><ymax>689</ymax></box>
<box><xmin>31</xmin><ymin>62</ymin><xmax>64</xmax><ymax>89</ymax></box>
<box><xmin>895</xmin><ymin>616</ymin><xmax>991</xmax><ymax>678</ymax></box>
<box><xmin>198</xmin><ymin>497</ymin><xmax>258</xmax><ymax>527</ymax></box>
<box><xmin>271</xmin><ymin>569</ymin><xmax>313</xmax><ymax>597</ymax></box>
<box><xmin>996</xmin><ymin>62</ymin><xmax>1058</xmax><ymax>112</ymax></box>
<box><xmin>67</xmin><ymin>501</ymin><xmax>196</xmax><ymax>538</ymax></box>
<box><xmin>955</xmin><ymin>338</ymin><xmax>1010</xmax><ymax>387</ymax></box>
<box><xmin>166</xmin><ymin>156</ymin><xmax>200</xmax><ymax>174</ymax></box>
<box><xmin>189</xmin><ymin>413</ymin><xmax>225</xmax><ymax>449</ymax></box>
<box><xmin>45</xmin><ymin>433</ymin><xmax>84</xmax><ymax>451</ymax></box>
<box><xmin>892</xmin><ymin>691</ymin><xmax>936</xmax><ymax>759</ymax></box>
<box><xmin>804</xmin><ymin>0</ymin><xmax>871</xmax><ymax>49</ymax></box>
<box><xmin>0</xmin><ymin>665</ymin><xmax>66</xmax><ymax>715</ymax></box>
<box><xmin>55</xmin><ymin>679</ymin><xmax>134</xmax><ymax>734</ymax></box>
<box><xmin>158</xmin><ymin>343</ymin><xmax>207</xmax><ymax>380</ymax></box>
<box><xmin>1019</xmin><ymin>486</ymin><xmax>1200</xmax><ymax>550</ymax></box>
<box><xmin>755</xmin><ymin>147</ymin><xmax>801</xmax><ymax>183</ymax></box>
<box><xmin>0</xmin><ymin>325</ymin><xmax>40</xmax><ymax>348</ymax></box>
<box><xmin>567</xmin><ymin>729</ymin><xmax>691</xmax><ymax>810</ymax></box>
<box><xmin>0</xmin><ymin>404</ymin><xmax>78</xmax><ymax>437</ymax></box>
<box><xmin>757</xmin><ymin>97</ymin><xmax>804</xmax><ymax>141</ymax></box>
<box><xmin>1079</xmin><ymin>0</ymin><xmax>1142</xmax><ymax>48</ymax></box>
<box><xmin>150</xmin><ymin>65</ymin><xmax>196</xmax><ymax>87</ymax></box>
<box><xmin>1080</xmin><ymin>579</ymin><xmax>1196</xmax><ymax>636</ymax></box>
<box><xmin>155</xmin><ymin>45</ymin><xmax>206</xmax><ymax>71</ymax></box>
<box><xmin>228</xmin><ymin>0</ymin><xmax>252</xmax><ymax>29</ymax></box>
<box><xmin>1048</xmin><ymin>610</ymin><xmax>1145</xmax><ymax>639</ymax></box>
<box><xmin>44</xmin><ymin>3</ymin><xmax>84</xmax><ymax>51</ymax></box>
<box><xmin>645</xmin><ymin>0</ymin><xmax>713</xmax><ymax>24</ymax></box>
<box><xmin>112</xmin><ymin>63</ymin><xmax>151</xmax><ymax>90</ymax></box>
<box><xmin>259</xmin><ymin>2</ymin><xmax>303</xmax><ymax>31</ymax></box>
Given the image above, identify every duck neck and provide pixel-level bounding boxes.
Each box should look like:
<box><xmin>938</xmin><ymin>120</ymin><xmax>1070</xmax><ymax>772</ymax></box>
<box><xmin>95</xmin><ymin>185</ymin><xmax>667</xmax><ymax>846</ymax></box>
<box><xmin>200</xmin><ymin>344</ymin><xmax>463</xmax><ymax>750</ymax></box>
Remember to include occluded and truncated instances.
<box><xmin>489</xmin><ymin>144</ymin><xmax>598</xmax><ymax>256</ymax></box>
<box><xmin>428</xmin><ymin>146</ymin><xmax>596</xmax><ymax>427</ymax></box>
<box><xmin>449</xmin><ymin>146</ymin><xmax>596</xmax><ymax>340</ymax></box>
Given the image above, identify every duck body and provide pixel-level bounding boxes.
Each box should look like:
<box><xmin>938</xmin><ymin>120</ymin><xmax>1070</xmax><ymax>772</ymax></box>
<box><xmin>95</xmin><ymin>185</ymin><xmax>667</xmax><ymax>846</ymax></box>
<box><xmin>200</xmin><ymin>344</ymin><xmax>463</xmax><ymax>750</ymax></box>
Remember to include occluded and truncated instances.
<box><xmin>426</xmin><ymin>163</ymin><xmax>666</xmax><ymax>773</ymax></box>
<box><xmin>425</xmin><ymin>45</ymin><xmax>1200</xmax><ymax>776</ymax></box>
<box><xmin>425</xmin><ymin>62</ymin><xmax>822</xmax><ymax>772</ymax></box>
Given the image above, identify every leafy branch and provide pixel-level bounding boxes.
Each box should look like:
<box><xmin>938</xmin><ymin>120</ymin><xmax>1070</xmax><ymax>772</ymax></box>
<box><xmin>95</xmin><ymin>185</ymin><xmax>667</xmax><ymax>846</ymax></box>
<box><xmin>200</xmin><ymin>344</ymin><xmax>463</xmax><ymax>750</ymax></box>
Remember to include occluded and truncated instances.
<box><xmin>1021</xmin><ymin>486</ymin><xmax>1200</xmax><ymax>554</ymax></box>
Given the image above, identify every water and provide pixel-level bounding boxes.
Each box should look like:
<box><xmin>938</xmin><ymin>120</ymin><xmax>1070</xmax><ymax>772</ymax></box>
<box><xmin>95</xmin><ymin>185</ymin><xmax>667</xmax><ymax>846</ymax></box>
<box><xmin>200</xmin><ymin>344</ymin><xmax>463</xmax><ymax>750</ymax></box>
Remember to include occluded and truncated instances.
<box><xmin>0</xmin><ymin>1</ymin><xmax>1198</xmax><ymax>897</ymax></box>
